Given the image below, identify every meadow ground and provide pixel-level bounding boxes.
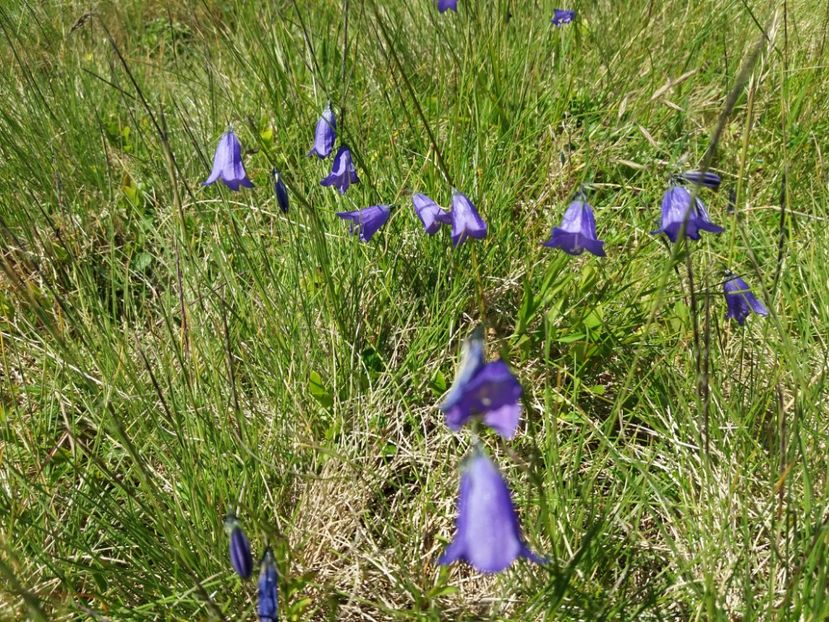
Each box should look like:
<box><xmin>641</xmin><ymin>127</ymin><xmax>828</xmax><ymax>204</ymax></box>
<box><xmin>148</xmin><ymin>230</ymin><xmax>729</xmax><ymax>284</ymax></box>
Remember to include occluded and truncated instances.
<box><xmin>1</xmin><ymin>0</ymin><xmax>828</xmax><ymax>620</ymax></box>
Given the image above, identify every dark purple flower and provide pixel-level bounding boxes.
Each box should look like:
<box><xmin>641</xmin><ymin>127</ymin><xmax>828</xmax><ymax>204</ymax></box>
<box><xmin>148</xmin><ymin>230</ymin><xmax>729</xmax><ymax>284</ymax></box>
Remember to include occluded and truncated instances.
<box><xmin>308</xmin><ymin>104</ymin><xmax>336</xmax><ymax>159</ymax></box>
<box><xmin>679</xmin><ymin>170</ymin><xmax>722</xmax><ymax>190</ymax></box>
<box><xmin>257</xmin><ymin>547</ymin><xmax>278</xmax><ymax>622</ymax></box>
<box><xmin>551</xmin><ymin>9</ymin><xmax>575</xmax><ymax>26</ymax></box>
<box><xmin>413</xmin><ymin>193</ymin><xmax>451</xmax><ymax>235</ymax></box>
<box><xmin>336</xmin><ymin>205</ymin><xmax>391</xmax><ymax>242</ymax></box>
<box><xmin>223</xmin><ymin>514</ymin><xmax>253</xmax><ymax>580</ymax></box>
<box><xmin>272</xmin><ymin>168</ymin><xmax>289</xmax><ymax>213</ymax></box>
<box><xmin>543</xmin><ymin>196</ymin><xmax>605</xmax><ymax>257</ymax></box>
<box><xmin>438</xmin><ymin>0</ymin><xmax>458</xmax><ymax>12</ymax></box>
<box><xmin>203</xmin><ymin>129</ymin><xmax>254</xmax><ymax>191</ymax></box>
<box><xmin>439</xmin><ymin>449</ymin><xmax>543</xmax><ymax>573</ymax></box>
<box><xmin>321</xmin><ymin>145</ymin><xmax>359</xmax><ymax>194</ymax></box>
<box><xmin>449</xmin><ymin>189</ymin><xmax>487</xmax><ymax>246</ymax></box>
<box><xmin>439</xmin><ymin>328</ymin><xmax>523</xmax><ymax>439</ymax></box>
<box><xmin>651</xmin><ymin>185</ymin><xmax>724</xmax><ymax>242</ymax></box>
<box><xmin>724</xmin><ymin>274</ymin><xmax>768</xmax><ymax>325</ymax></box>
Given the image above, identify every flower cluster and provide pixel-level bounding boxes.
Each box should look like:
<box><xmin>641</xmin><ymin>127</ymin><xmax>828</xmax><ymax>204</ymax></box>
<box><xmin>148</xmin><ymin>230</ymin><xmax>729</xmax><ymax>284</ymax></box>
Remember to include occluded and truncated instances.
<box><xmin>223</xmin><ymin>514</ymin><xmax>279</xmax><ymax>620</ymax></box>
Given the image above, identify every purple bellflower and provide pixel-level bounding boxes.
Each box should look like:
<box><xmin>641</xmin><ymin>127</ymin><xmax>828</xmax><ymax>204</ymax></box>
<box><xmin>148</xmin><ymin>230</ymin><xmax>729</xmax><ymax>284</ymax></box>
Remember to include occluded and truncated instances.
<box><xmin>679</xmin><ymin>170</ymin><xmax>722</xmax><ymax>190</ymax></box>
<box><xmin>272</xmin><ymin>168</ymin><xmax>289</xmax><ymax>213</ymax></box>
<box><xmin>438</xmin><ymin>0</ymin><xmax>458</xmax><ymax>13</ymax></box>
<box><xmin>336</xmin><ymin>205</ymin><xmax>391</xmax><ymax>242</ymax></box>
<box><xmin>413</xmin><ymin>193</ymin><xmax>451</xmax><ymax>234</ymax></box>
<box><xmin>449</xmin><ymin>189</ymin><xmax>487</xmax><ymax>246</ymax></box>
<box><xmin>723</xmin><ymin>273</ymin><xmax>768</xmax><ymax>325</ymax></box>
<box><xmin>440</xmin><ymin>449</ymin><xmax>543</xmax><ymax>573</ymax></box>
<box><xmin>321</xmin><ymin>145</ymin><xmax>359</xmax><ymax>194</ymax></box>
<box><xmin>223</xmin><ymin>514</ymin><xmax>253</xmax><ymax>580</ymax></box>
<box><xmin>551</xmin><ymin>9</ymin><xmax>576</xmax><ymax>26</ymax></box>
<box><xmin>439</xmin><ymin>327</ymin><xmax>523</xmax><ymax>439</ymax></box>
<box><xmin>257</xmin><ymin>547</ymin><xmax>279</xmax><ymax>622</ymax></box>
<box><xmin>651</xmin><ymin>185</ymin><xmax>724</xmax><ymax>242</ymax></box>
<box><xmin>308</xmin><ymin>104</ymin><xmax>336</xmax><ymax>158</ymax></box>
<box><xmin>543</xmin><ymin>194</ymin><xmax>605</xmax><ymax>256</ymax></box>
<box><xmin>203</xmin><ymin>129</ymin><xmax>254</xmax><ymax>191</ymax></box>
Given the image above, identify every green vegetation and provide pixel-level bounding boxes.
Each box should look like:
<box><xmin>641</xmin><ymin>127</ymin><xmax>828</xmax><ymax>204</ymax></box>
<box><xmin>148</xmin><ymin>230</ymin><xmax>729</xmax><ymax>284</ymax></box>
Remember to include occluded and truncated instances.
<box><xmin>1</xmin><ymin>0</ymin><xmax>827</xmax><ymax>619</ymax></box>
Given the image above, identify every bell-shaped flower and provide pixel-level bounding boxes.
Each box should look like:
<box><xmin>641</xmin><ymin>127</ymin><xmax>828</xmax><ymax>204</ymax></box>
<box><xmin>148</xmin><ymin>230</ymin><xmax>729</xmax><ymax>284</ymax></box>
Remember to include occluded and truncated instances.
<box><xmin>440</xmin><ymin>449</ymin><xmax>543</xmax><ymax>573</ymax></box>
<box><xmin>257</xmin><ymin>547</ymin><xmax>279</xmax><ymax>622</ymax></box>
<box><xmin>413</xmin><ymin>193</ymin><xmax>451</xmax><ymax>235</ymax></box>
<box><xmin>438</xmin><ymin>0</ymin><xmax>458</xmax><ymax>12</ymax></box>
<box><xmin>651</xmin><ymin>185</ymin><xmax>724</xmax><ymax>242</ymax></box>
<box><xmin>223</xmin><ymin>514</ymin><xmax>253</xmax><ymax>580</ymax></box>
<box><xmin>723</xmin><ymin>273</ymin><xmax>768</xmax><ymax>325</ymax></box>
<box><xmin>678</xmin><ymin>170</ymin><xmax>721</xmax><ymax>190</ymax></box>
<box><xmin>272</xmin><ymin>168</ymin><xmax>289</xmax><ymax>213</ymax></box>
<box><xmin>308</xmin><ymin>104</ymin><xmax>336</xmax><ymax>159</ymax></box>
<box><xmin>321</xmin><ymin>145</ymin><xmax>359</xmax><ymax>194</ymax></box>
<box><xmin>203</xmin><ymin>129</ymin><xmax>254</xmax><ymax>191</ymax></box>
<box><xmin>543</xmin><ymin>195</ymin><xmax>605</xmax><ymax>256</ymax></box>
<box><xmin>551</xmin><ymin>9</ymin><xmax>575</xmax><ymax>26</ymax></box>
<box><xmin>336</xmin><ymin>205</ymin><xmax>391</xmax><ymax>242</ymax></box>
<box><xmin>449</xmin><ymin>189</ymin><xmax>487</xmax><ymax>246</ymax></box>
<box><xmin>439</xmin><ymin>328</ymin><xmax>523</xmax><ymax>439</ymax></box>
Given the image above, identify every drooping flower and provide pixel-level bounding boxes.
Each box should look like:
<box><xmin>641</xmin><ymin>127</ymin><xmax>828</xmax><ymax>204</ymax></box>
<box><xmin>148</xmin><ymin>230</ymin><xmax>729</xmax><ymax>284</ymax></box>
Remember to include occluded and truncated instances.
<box><xmin>203</xmin><ymin>129</ymin><xmax>254</xmax><ymax>191</ymax></box>
<box><xmin>412</xmin><ymin>193</ymin><xmax>451</xmax><ymax>235</ymax></box>
<box><xmin>308</xmin><ymin>104</ymin><xmax>336</xmax><ymax>159</ymax></box>
<box><xmin>272</xmin><ymin>168</ymin><xmax>289</xmax><ymax>213</ymax></box>
<box><xmin>651</xmin><ymin>185</ymin><xmax>724</xmax><ymax>242</ymax></box>
<box><xmin>438</xmin><ymin>0</ymin><xmax>458</xmax><ymax>13</ymax></box>
<box><xmin>439</xmin><ymin>449</ymin><xmax>543</xmax><ymax>573</ymax></box>
<box><xmin>678</xmin><ymin>170</ymin><xmax>722</xmax><ymax>190</ymax></box>
<box><xmin>223</xmin><ymin>514</ymin><xmax>253</xmax><ymax>580</ymax></box>
<box><xmin>449</xmin><ymin>189</ymin><xmax>487</xmax><ymax>246</ymax></box>
<box><xmin>551</xmin><ymin>9</ymin><xmax>576</xmax><ymax>26</ymax></box>
<box><xmin>543</xmin><ymin>194</ymin><xmax>605</xmax><ymax>256</ymax></box>
<box><xmin>257</xmin><ymin>547</ymin><xmax>279</xmax><ymax>622</ymax></box>
<box><xmin>321</xmin><ymin>145</ymin><xmax>359</xmax><ymax>194</ymax></box>
<box><xmin>439</xmin><ymin>327</ymin><xmax>523</xmax><ymax>439</ymax></box>
<box><xmin>336</xmin><ymin>205</ymin><xmax>391</xmax><ymax>242</ymax></box>
<box><xmin>723</xmin><ymin>273</ymin><xmax>768</xmax><ymax>325</ymax></box>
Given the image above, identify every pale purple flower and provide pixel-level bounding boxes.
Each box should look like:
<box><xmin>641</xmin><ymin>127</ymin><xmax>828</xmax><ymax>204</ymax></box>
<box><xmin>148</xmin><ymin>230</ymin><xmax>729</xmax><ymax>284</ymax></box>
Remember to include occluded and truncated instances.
<box><xmin>438</xmin><ymin>0</ymin><xmax>458</xmax><ymax>13</ymax></box>
<box><xmin>449</xmin><ymin>189</ymin><xmax>487</xmax><ymax>246</ymax></box>
<box><xmin>203</xmin><ymin>129</ymin><xmax>254</xmax><ymax>191</ymax></box>
<box><xmin>724</xmin><ymin>274</ymin><xmax>768</xmax><ymax>325</ymax></box>
<box><xmin>321</xmin><ymin>145</ymin><xmax>359</xmax><ymax>194</ymax></box>
<box><xmin>308</xmin><ymin>104</ymin><xmax>336</xmax><ymax>158</ymax></box>
<box><xmin>651</xmin><ymin>185</ymin><xmax>724</xmax><ymax>242</ymax></box>
<box><xmin>413</xmin><ymin>193</ymin><xmax>451</xmax><ymax>235</ymax></box>
<box><xmin>440</xmin><ymin>449</ymin><xmax>543</xmax><ymax>573</ymax></box>
<box><xmin>272</xmin><ymin>168</ymin><xmax>289</xmax><ymax>213</ymax></box>
<box><xmin>543</xmin><ymin>195</ymin><xmax>605</xmax><ymax>256</ymax></box>
<box><xmin>551</xmin><ymin>9</ymin><xmax>575</xmax><ymax>26</ymax></box>
<box><xmin>336</xmin><ymin>205</ymin><xmax>391</xmax><ymax>242</ymax></box>
<box><xmin>679</xmin><ymin>170</ymin><xmax>722</xmax><ymax>190</ymax></box>
<box><xmin>223</xmin><ymin>514</ymin><xmax>253</xmax><ymax>580</ymax></box>
<box><xmin>257</xmin><ymin>547</ymin><xmax>278</xmax><ymax>622</ymax></box>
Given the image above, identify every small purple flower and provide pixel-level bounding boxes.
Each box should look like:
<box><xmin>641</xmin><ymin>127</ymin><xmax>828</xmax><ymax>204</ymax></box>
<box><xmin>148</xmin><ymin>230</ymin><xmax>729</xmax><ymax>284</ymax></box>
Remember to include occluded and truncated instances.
<box><xmin>308</xmin><ymin>104</ymin><xmax>336</xmax><ymax>159</ymax></box>
<box><xmin>413</xmin><ymin>193</ymin><xmax>451</xmax><ymax>235</ymax></box>
<box><xmin>257</xmin><ymin>547</ymin><xmax>278</xmax><ymax>622</ymax></box>
<box><xmin>679</xmin><ymin>170</ymin><xmax>722</xmax><ymax>190</ymax></box>
<box><xmin>203</xmin><ymin>129</ymin><xmax>254</xmax><ymax>191</ymax></box>
<box><xmin>438</xmin><ymin>0</ymin><xmax>458</xmax><ymax>13</ymax></box>
<box><xmin>336</xmin><ymin>205</ymin><xmax>391</xmax><ymax>242</ymax></box>
<box><xmin>321</xmin><ymin>145</ymin><xmax>359</xmax><ymax>194</ymax></box>
<box><xmin>543</xmin><ymin>195</ymin><xmax>605</xmax><ymax>257</ymax></box>
<box><xmin>449</xmin><ymin>189</ymin><xmax>487</xmax><ymax>246</ymax></box>
<box><xmin>272</xmin><ymin>168</ymin><xmax>289</xmax><ymax>213</ymax></box>
<box><xmin>724</xmin><ymin>274</ymin><xmax>768</xmax><ymax>325</ymax></box>
<box><xmin>439</xmin><ymin>328</ymin><xmax>523</xmax><ymax>439</ymax></box>
<box><xmin>223</xmin><ymin>514</ymin><xmax>253</xmax><ymax>580</ymax></box>
<box><xmin>651</xmin><ymin>185</ymin><xmax>724</xmax><ymax>242</ymax></box>
<box><xmin>551</xmin><ymin>9</ymin><xmax>575</xmax><ymax>26</ymax></box>
<box><xmin>440</xmin><ymin>449</ymin><xmax>543</xmax><ymax>573</ymax></box>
